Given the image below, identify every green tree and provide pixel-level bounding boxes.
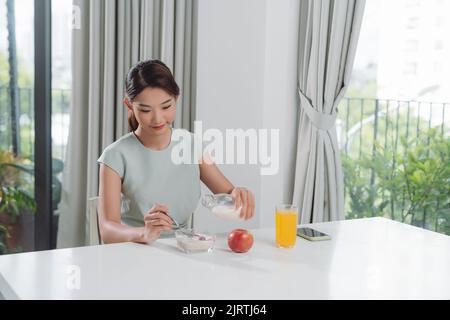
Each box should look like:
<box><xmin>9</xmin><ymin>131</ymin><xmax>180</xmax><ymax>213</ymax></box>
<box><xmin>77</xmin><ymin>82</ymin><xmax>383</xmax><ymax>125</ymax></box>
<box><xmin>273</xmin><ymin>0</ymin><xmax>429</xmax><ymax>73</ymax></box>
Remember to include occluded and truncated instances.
<box><xmin>342</xmin><ymin>128</ymin><xmax>450</xmax><ymax>235</ymax></box>
<box><xmin>0</xmin><ymin>51</ymin><xmax>33</xmax><ymax>87</ymax></box>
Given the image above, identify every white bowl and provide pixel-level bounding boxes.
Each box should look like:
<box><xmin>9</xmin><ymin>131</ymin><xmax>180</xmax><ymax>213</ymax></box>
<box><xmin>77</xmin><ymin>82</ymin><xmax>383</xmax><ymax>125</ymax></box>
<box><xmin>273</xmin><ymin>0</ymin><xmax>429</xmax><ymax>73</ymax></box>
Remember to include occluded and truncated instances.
<box><xmin>175</xmin><ymin>229</ymin><xmax>215</xmax><ymax>253</ymax></box>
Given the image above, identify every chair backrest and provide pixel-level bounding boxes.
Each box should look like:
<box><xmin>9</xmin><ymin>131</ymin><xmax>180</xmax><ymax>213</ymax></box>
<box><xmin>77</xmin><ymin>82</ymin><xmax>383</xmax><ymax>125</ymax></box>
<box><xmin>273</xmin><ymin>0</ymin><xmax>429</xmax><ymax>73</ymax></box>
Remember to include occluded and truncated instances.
<box><xmin>87</xmin><ymin>197</ymin><xmax>102</xmax><ymax>245</ymax></box>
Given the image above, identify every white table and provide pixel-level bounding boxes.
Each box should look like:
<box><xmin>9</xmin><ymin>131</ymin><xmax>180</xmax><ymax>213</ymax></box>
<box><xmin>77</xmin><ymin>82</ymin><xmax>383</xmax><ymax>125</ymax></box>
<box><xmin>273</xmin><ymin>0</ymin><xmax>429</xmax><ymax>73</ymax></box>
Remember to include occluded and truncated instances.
<box><xmin>0</xmin><ymin>217</ymin><xmax>449</xmax><ymax>299</ymax></box>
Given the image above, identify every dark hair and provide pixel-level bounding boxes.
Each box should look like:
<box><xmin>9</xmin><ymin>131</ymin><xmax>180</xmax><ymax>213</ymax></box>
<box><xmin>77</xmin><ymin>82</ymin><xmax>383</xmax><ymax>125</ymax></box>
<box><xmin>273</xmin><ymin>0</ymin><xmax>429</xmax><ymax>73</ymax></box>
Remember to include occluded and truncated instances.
<box><xmin>125</xmin><ymin>59</ymin><xmax>179</xmax><ymax>132</ymax></box>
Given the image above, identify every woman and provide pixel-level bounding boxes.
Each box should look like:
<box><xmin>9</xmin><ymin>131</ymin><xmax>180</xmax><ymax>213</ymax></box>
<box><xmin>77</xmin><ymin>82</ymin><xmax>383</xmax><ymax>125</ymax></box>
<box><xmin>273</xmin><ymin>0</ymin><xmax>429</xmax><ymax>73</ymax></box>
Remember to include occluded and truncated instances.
<box><xmin>97</xmin><ymin>59</ymin><xmax>255</xmax><ymax>245</ymax></box>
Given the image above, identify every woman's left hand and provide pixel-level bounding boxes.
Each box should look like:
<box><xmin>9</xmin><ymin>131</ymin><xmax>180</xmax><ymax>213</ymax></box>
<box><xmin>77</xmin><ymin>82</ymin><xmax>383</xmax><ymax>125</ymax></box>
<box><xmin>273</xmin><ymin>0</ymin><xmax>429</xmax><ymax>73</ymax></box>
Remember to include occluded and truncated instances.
<box><xmin>230</xmin><ymin>187</ymin><xmax>255</xmax><ymax>220</ymax></box>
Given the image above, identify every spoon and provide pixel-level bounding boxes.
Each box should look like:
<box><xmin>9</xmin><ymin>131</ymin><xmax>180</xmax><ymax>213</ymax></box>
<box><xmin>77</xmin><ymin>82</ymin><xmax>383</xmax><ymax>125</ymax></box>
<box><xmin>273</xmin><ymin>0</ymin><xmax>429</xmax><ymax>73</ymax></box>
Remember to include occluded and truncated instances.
<box><xmin>177</xmin><ymin>228</ymin><xmax>207</xmax><ymax>241</ymax></box>
<box><xmin>168</xmin><ymin>214</ymin><xmax>180</xmax><ymax>229</ymax></box>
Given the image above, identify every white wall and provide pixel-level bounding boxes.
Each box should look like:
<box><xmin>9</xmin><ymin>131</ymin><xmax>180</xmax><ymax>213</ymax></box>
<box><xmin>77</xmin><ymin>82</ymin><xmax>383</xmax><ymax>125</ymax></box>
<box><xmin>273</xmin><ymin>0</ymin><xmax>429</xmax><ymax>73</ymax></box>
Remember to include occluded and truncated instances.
<box><xmin>260</xmin><ymin>0</ymin><xmax>300</xmax><ymax>228</ymax></box>
<box><xmin>194</xmin><ymin>0</ymin><xmax>300</xmax><ymax>233</ymax></box>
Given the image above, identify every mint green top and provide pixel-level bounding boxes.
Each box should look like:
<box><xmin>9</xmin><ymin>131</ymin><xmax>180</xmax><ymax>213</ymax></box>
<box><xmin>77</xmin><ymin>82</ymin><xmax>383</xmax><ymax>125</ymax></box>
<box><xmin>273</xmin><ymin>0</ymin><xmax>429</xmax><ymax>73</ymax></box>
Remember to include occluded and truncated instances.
<box><xmin>97</xmin><ymin>128</ymin><xmax>200</xmax><ymax>236</ymax></box>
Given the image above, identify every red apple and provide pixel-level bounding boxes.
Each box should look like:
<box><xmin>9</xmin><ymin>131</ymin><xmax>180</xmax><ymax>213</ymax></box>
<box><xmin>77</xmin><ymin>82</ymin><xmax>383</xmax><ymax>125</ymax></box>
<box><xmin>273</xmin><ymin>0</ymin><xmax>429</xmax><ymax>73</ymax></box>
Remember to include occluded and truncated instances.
<box><xmin>227</xmin><ymin>229</ymin><xmax>254</xmax><ymax>253</ymax></box>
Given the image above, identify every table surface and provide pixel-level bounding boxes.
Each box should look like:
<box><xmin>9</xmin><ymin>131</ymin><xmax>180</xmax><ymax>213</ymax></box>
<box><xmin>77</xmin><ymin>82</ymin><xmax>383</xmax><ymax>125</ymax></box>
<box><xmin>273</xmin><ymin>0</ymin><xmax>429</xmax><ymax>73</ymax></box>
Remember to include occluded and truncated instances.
<box><xmin>1</xmin><ymin>217</ymin><xmax>449</xmax><ymax>299</ymax></box>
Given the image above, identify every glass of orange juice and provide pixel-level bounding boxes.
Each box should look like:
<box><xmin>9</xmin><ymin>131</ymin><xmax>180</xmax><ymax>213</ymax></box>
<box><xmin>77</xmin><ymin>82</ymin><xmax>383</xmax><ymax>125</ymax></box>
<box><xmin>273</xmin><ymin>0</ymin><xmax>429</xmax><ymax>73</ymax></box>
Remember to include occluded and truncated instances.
<box><xmin>275</xmin><ymin>204</ymin><xmax>298</xmax><ymax>248</ymax></box>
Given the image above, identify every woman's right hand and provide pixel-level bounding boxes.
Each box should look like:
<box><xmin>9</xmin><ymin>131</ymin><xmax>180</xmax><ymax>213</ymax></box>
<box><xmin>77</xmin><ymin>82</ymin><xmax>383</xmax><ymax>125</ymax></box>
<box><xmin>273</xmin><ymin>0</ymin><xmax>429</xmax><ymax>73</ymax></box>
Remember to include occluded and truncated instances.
<box><xmin>141</xmin><ymin>203</ymin><xmax>173</xmax><ymax>244</ymax></box>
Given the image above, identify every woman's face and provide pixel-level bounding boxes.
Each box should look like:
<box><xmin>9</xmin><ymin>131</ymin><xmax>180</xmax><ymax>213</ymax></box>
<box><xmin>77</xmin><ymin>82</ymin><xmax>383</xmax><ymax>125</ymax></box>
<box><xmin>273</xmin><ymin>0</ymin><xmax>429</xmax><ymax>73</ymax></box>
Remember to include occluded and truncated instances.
<box><xmin>127</xmin><ymin>87</ymin><xmax>177</xmax><ymax>136</ymax></box>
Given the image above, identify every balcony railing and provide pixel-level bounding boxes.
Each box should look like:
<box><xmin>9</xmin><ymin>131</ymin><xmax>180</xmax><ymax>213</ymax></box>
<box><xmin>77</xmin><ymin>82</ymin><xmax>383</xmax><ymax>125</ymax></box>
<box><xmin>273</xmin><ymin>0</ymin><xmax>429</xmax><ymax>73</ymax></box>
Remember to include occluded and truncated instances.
<box><xmin>0</xmin><ymin>86</ymin><xmax>70</xmax><ymax>160</ymax></box>
<box><xmin>338</xmin><ymin>98</ymin><xmax>449</xmax><ymax>156</ymax></box>
<box><xmin>0</xmin><ymin>86</ymin><xmax>69</xmax><ymax>254</ymax></box>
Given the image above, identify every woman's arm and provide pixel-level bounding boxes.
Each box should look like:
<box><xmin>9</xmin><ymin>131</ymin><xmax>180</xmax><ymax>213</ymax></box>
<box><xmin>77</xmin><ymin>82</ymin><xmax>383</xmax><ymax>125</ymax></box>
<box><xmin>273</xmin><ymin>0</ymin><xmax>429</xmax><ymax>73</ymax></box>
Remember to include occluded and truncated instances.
<box><xmin>98</xmin><ymin>164</ymin><xmax>173</xmax><ymax>244</ymax></box>
<box><xmin>199</xmin><ymin>156</ymin><xmax>234</xmax><ymax>194</ymax></box>
<box><xmin>99</xmin><ymin>164</ymin><xmax>174</xmax><ymax>244</ymax></box>
<box><xmin>98</xmin><ymin>164</ymin><xmax>146</xmax><ymax>243</ymax></box>
<box><xmin>199</xmin><ymin>155</ymin><xmax>255</xmax><ymax>220</ymax></box>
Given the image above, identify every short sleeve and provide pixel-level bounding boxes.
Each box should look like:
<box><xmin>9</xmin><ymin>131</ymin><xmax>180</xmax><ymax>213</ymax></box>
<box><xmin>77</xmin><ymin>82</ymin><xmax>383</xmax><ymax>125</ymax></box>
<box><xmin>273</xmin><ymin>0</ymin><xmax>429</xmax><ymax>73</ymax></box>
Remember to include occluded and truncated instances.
<box><xmin>97</xmin><ymin>147</ymin><xmax>125</xmax><ymax>178</ymax></box>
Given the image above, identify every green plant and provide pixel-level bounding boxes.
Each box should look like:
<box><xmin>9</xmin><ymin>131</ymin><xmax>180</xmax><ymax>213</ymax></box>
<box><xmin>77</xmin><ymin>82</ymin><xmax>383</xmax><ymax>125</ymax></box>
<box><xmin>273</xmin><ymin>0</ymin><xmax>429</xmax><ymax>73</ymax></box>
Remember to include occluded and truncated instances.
<box><xmin>0</xmin><ymin>149</ymin><xmax>64</xmax><ymax>254</ymax></box>
<box><xmin>342</xmin><ymin>155</ymin><xmax>388</xmax><ymax>219</ymax></box>
<box><xmin>342</xmin><ymin>128</ymin><xmax>450</xmax><ymax>235</ymax></box>
<box><xmin>0</xmin><ymin>186</ymin><xmax>36</xmax><ymax>222</ymax></box>
<box><xmin>0</xmin><ymin>224</ymin><xmax>9</xmax><ymax>254</ymax></box>
<box><xmin>0</xmin><ymin>149</ymin><xmax>36</xmax><ymax>254</ymax></box>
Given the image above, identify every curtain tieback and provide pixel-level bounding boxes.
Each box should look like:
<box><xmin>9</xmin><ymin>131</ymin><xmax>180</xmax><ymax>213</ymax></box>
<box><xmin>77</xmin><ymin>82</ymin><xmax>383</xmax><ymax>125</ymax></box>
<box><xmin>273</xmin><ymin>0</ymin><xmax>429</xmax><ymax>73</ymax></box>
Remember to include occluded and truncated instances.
<box><xmin>297</xmin><ymin>87</ymin><xmax>337</xmax><ymax>131</ymax></box>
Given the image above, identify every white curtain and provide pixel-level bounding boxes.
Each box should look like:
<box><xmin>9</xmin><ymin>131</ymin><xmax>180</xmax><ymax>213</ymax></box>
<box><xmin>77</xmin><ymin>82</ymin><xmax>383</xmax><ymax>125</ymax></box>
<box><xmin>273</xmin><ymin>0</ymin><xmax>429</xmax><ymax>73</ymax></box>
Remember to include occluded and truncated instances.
<box><xmin>293</xmin><ymin>0</ymin><xmax>365</xmax><ymax>224</ymax></box>
<box><xmin>57</xmin><ymin>0</ymin><xmax>198</xmax><ymax>248</ymax></box>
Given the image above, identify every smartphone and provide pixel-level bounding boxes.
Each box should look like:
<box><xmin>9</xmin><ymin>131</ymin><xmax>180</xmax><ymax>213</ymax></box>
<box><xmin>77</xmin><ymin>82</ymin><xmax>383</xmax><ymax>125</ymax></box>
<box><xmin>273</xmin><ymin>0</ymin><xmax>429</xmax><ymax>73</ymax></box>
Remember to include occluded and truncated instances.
<box><xmin>297</xmin><ymin>227</ymin><xmax>331</xmax><ymax>241</ymax></box>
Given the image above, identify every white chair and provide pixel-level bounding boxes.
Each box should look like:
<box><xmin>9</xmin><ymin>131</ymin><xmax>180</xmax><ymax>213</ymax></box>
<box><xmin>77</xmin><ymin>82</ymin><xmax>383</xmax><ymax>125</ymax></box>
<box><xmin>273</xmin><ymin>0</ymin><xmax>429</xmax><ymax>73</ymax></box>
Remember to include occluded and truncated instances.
<box><xmin>87</xmin><ymin>195</ymin><xmax>132</xmax><ymax>245</ymax></box>
<box><xmin>87</xmin><ymin>197</ymin><xmax>102</xmax><ymax>245</ymax></box>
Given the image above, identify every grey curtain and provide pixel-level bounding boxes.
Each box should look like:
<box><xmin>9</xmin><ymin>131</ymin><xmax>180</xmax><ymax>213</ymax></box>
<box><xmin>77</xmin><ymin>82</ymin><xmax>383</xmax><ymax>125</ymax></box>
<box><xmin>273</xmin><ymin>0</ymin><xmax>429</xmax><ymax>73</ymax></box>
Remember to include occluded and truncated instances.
<box><xmin>292</xmin><ymin>0</ymin><xmax>365</xmax><ymax>224</ymax></box>
<box><xmin>57</xmin><ymin>0</ymin><xmax>198</xmax><ymax>248</ymax></box>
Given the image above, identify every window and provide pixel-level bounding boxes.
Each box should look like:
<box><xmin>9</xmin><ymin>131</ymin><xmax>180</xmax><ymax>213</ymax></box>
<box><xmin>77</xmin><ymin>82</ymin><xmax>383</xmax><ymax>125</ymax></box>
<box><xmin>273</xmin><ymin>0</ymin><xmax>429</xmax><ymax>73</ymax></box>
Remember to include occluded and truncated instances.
<box><xmin>405</xmin><ymin>0</ymin><xmax>420</xmax><ymax>8</ymax></box>
<box><xmin>0</xmin><ymin>0</ymin><xmax>72</xmax><ymax>254</ymax></box>
<box><xmin>434</xmin><ymin>40</ymin><xmax>443</xmax><ymax>51</ymax></box>
<box><xmin>0</xmin><ymin>0</ymin><xmax>36</xmax><ymax>254</ymax></box>
<box><xmin>402</xmin><ymin>62</ymin><xmax>418</xmax><ymax>75</ymax></box>
<box><xmin>338</xmin><ymin>0</ymin><xmax>450</xmax><ymax>236</ymax></box>
<box><xmin>403</xmin><ymin>39</ymin><xmax>419</xmax><ymax>52</ymax></box>
<box><xmin>405</xmin><ymin>16</ymin><xmax>420</xmax><ymax>29</ymax></box>
<box><xmin>434</xmin><ymin>16</ymin><xmax>444</xmax><ymax>28</ymax></box>
<box><xmin>432</xmin><ymin>61</ymin><xmax>442</xmax><ymax>72</ymax></box>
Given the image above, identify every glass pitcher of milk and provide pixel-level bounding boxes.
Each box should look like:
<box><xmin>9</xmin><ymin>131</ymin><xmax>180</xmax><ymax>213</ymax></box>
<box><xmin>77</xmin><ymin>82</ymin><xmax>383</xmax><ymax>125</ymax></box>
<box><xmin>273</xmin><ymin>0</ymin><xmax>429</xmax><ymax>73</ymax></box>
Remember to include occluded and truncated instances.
<box><xmin>201</xmin><ymin>193</ymin><xmax>242</xmax><ymax>221</ymax></box>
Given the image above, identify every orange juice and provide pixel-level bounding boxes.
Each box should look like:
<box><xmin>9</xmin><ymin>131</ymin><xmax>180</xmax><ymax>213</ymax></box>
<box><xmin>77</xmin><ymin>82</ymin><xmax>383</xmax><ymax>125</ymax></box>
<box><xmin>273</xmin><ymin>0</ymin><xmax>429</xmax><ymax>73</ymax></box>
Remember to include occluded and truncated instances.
<box><xmin>275</xmin><ymin>208</ymin><xmax>298</xmax><ymax>248</ymax></box>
